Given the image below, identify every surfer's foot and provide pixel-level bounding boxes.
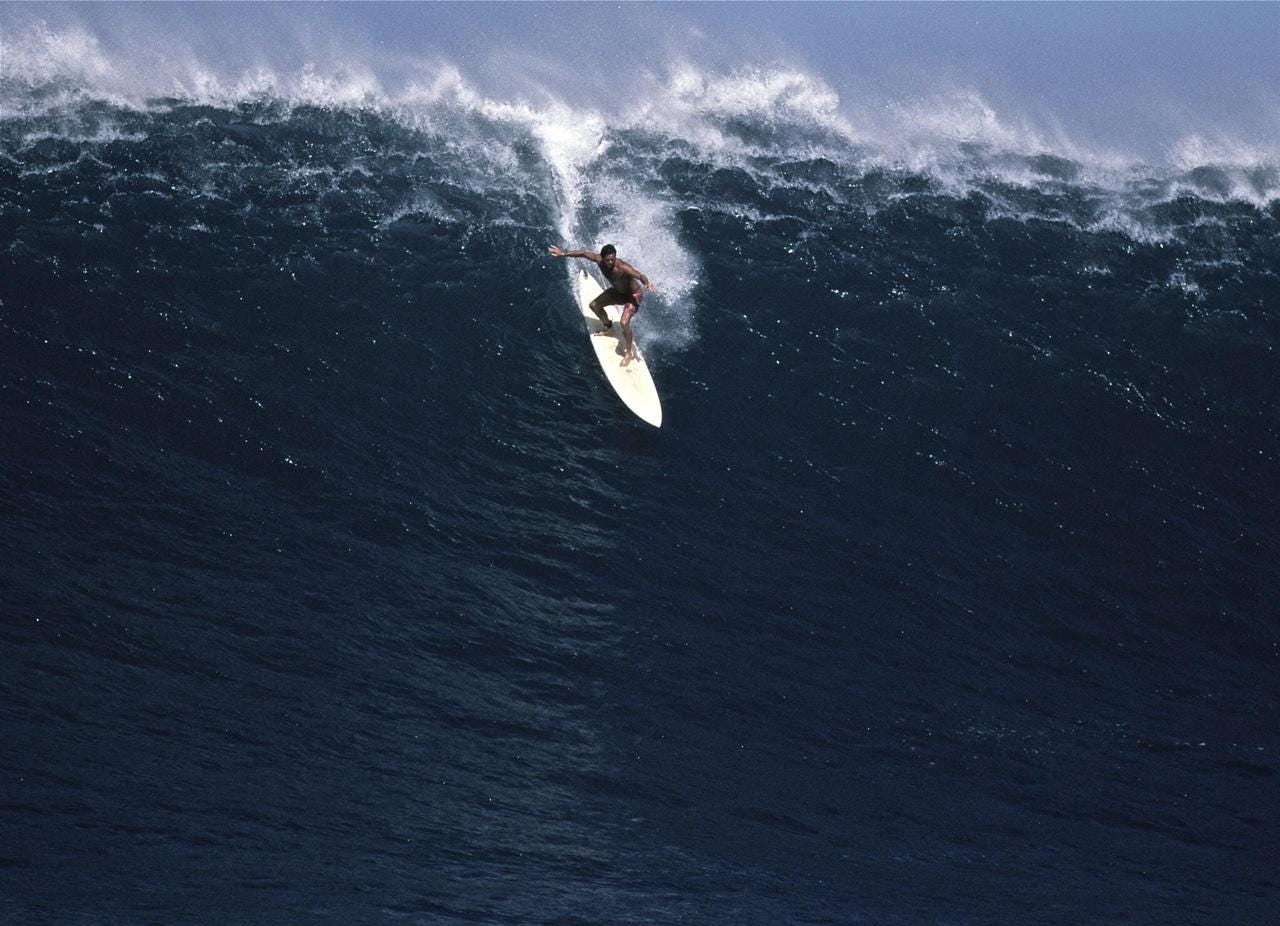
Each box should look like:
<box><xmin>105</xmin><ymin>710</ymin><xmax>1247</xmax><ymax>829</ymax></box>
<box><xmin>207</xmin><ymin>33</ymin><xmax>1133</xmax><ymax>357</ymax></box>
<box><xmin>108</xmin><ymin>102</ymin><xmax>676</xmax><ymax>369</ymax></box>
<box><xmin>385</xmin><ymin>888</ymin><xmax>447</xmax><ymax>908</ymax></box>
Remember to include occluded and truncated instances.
<box><xmin>593</xmin><ymin>328</ymin><xmax>613</xmax><ymax>337</ymax></box>
<box><xmin>621</xmin><ymin>352</ymin><xmax>635</xmax><ymax>367</ymax></box>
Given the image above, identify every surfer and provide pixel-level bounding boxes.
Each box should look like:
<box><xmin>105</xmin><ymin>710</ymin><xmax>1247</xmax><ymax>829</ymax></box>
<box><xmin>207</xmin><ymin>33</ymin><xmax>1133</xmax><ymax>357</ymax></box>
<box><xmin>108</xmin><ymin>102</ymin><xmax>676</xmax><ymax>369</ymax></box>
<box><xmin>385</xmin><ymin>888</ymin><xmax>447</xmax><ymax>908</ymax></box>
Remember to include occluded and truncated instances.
<box><xmin>548</xmin><ymin>243</ymin><xmax>655</xmax><ymax>366</ymax></box>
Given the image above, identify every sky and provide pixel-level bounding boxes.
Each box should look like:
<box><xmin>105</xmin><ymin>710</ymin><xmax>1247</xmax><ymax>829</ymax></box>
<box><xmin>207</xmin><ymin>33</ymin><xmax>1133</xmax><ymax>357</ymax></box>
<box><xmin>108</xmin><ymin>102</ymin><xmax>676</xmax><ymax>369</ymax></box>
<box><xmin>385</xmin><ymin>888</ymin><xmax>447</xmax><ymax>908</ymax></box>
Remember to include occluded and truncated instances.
<box><xmin>3</xmin><ymin>2</ymin><xmax>1278</xmax><ymax>160</ymax></box>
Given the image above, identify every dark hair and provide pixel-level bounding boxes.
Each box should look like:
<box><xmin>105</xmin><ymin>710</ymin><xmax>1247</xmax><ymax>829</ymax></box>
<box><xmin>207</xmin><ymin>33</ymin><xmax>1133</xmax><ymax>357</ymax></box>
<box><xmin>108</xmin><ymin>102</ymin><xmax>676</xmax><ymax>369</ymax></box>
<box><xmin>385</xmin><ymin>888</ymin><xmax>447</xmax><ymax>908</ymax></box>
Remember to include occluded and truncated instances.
<box><xmin>601</xmin><ymin>244</ymin><xmax>617</xmax><ymax>257</ymax></box>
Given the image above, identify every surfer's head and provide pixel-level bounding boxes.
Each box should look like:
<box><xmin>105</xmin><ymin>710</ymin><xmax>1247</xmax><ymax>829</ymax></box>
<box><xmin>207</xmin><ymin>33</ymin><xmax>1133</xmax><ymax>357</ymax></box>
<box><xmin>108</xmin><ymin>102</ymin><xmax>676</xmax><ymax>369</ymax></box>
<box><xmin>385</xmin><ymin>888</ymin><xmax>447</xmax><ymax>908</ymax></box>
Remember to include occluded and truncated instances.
<box><xmin>600</xmin><ymin>243</ymin><xmax>616</xmax><ymax>270</ymax></box>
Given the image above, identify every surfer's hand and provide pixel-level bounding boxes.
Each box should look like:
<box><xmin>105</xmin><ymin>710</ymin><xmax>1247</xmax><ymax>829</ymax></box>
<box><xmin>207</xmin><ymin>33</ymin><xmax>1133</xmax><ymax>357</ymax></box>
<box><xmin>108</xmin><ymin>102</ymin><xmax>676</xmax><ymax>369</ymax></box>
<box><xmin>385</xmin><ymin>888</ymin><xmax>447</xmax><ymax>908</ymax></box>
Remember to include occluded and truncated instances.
<box><xmin>548</xmin><ymin>245</ymin><xmax>564</xmax><ymax>258</ymax></box>
<box><xmin>646</xmin><ymin>281</ymin><xmax>657</xmax><ymax>294</ymax></box>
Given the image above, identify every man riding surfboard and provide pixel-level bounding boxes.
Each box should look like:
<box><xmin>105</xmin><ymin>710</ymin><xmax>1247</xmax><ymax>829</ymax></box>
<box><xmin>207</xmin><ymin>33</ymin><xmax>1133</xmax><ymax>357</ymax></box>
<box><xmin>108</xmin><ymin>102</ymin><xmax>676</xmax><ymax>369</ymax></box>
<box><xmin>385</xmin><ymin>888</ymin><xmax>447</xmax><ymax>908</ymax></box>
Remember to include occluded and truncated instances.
<box><xmin>548</xmin><ymin>243</ymin><xmax>655</xmax><ymax>367</ymax></box>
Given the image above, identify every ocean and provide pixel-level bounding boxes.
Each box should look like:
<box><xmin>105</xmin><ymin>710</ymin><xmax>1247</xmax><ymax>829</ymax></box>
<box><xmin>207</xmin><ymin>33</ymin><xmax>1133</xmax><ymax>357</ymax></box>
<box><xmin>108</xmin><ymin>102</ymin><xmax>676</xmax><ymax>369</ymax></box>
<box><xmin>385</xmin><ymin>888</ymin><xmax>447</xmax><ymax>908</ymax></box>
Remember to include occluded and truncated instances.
<box><xmin>1</xmin><ymin>27</ymin><xmax>1278</xmax><ymax>926</ymax></box>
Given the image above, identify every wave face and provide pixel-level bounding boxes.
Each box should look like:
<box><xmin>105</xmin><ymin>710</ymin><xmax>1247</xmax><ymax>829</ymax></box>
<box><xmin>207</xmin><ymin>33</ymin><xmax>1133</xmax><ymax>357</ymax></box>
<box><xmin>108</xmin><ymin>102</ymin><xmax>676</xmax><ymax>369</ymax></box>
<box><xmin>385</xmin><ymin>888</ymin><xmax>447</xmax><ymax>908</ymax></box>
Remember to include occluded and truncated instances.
<box><xmin>3</xmin><ymin>55</ymin><xmax>1279</xmax><ymax>926</ymax></box>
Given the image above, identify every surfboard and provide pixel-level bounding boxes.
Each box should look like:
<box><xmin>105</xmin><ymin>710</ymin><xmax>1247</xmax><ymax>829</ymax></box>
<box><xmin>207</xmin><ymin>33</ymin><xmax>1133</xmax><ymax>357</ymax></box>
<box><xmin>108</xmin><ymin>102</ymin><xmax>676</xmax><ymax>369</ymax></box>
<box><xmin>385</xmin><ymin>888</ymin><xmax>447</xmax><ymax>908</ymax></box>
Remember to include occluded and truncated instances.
<box><xmin>575</xmin><ymin>269</ymin><xmax>663</xmax><ymax>427</ymax></box>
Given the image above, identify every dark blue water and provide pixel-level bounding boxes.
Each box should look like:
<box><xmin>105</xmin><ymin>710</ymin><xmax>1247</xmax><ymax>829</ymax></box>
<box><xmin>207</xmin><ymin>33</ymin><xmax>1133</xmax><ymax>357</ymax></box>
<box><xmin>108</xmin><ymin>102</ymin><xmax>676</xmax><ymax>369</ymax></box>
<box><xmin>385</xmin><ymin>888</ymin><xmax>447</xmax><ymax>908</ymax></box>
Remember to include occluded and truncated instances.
<box><xmin>2</xmin><ymin>90</ymin><xmax>1278</xmax><ymax>926</ymax></box>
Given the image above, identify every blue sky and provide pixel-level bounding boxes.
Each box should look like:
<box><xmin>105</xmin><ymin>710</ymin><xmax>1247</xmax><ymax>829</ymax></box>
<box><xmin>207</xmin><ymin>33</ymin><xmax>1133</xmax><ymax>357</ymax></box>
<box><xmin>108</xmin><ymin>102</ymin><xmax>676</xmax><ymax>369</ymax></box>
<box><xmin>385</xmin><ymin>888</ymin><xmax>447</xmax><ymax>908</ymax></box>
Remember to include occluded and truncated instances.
<box><xmin>6</xmin><ymin>2</ymin><xmax>1278</xmax><ymax>158</ymax></box>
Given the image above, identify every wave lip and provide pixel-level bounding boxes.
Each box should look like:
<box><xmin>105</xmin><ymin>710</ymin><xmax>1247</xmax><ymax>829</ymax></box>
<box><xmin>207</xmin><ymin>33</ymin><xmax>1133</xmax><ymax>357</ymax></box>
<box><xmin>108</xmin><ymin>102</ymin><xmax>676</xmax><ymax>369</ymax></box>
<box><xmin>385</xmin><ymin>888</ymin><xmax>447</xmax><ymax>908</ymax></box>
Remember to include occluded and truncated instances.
<box><xmin>4</xmin><ymin>19</ymin><xmax>1276</xmax><ymax>267</ymax></box>
<box><xmin>4</xmin><ymin>19</ymin><xmax>1277</xmax><ymax>183</ymax></box>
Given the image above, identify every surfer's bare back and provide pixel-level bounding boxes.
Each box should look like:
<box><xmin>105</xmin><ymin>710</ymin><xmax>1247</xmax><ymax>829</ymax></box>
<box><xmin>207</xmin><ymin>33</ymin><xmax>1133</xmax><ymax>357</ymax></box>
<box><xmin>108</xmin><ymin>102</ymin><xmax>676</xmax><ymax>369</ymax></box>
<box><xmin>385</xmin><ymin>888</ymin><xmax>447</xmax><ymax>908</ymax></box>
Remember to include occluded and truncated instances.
<box><xmin>549</xmin><ymin>243</ymin><xmax>655</xmax><ymax>366</ymax></box>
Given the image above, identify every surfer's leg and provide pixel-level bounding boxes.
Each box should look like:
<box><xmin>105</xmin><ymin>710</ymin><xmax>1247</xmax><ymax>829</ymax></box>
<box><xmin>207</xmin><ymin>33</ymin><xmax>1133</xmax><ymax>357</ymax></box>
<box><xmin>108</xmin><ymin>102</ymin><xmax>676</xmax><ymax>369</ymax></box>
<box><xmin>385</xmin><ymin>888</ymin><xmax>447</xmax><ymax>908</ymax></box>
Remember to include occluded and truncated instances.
<box><xmin>589</xmin><ymin>298</ymin><xmax>612</xmax><ymax>328</ymax></box>
<box><xmin>619</xmin><ymin>302</ymin><xmax>638</xmax><ymax>365</ymax></box>
<box><xmin>590</xmin><ymin>289</ymin><xmax>627</xmax><ymax>334</ymax></box>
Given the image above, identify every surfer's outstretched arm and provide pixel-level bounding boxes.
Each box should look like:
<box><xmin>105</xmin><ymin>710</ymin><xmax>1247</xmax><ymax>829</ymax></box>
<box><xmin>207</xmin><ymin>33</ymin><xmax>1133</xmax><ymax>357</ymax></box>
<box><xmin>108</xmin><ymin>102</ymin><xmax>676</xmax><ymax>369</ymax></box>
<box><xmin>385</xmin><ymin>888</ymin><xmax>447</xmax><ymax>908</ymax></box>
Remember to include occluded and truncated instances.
<box><xmin>548</xmin><ymin>245</ymin><xmax>601</xmax><ymax>263</ymax></box>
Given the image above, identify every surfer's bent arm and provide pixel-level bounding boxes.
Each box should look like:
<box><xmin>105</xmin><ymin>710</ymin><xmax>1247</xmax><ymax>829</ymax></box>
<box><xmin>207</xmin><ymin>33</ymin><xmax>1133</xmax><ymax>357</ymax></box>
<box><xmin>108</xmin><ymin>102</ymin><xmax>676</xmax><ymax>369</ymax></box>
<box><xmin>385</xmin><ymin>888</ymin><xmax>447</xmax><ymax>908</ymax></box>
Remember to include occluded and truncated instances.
<box><xmin>548</xmin><ymin>245</ymin><xmax>601</xmax><ymax>262</ymax></box>
<box><xmin>619</xmin><ymin>260</ymin><xmax>656</xmax><ymax>292</ymax></box>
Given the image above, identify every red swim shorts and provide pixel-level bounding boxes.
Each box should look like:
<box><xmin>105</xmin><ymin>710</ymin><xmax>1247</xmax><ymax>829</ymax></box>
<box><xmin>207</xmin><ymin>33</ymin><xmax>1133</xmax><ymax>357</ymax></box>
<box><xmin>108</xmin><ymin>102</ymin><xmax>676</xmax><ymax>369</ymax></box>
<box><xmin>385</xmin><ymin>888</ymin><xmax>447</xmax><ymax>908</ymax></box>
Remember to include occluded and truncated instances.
<box><xmin>603</xmin><ymin>287</ymin><xmax>643</xmax><ymax>314</ymax></box>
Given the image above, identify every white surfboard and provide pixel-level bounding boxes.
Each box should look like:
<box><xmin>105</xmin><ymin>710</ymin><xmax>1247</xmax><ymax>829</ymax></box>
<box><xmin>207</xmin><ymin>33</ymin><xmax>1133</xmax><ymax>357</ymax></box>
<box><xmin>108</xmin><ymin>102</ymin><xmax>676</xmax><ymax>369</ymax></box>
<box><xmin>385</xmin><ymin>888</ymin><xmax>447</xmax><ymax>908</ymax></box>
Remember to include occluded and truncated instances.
<box><xmin>575</xmin><ymin>269</ymin><xmax>663</xmax><ymax>427</ymax></box>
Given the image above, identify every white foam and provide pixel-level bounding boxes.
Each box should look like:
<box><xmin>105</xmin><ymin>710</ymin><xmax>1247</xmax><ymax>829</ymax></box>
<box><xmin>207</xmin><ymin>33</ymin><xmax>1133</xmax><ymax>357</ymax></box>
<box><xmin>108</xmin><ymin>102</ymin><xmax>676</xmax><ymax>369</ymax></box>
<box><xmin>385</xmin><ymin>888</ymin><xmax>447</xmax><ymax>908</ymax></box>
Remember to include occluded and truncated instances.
<box><xmin>378</xmin><ymin>191</ymin><xmax>461</xmax><ymax>228</ymax></box>
<box><xmin>889</xmin><ymin>90</ymin><xmax>1049</xmax><ymax>153</ymax></box>
<box><xmin>1165</xmin><ymin>271</ymin><xmax>1204</xmax><ymax>300</ymax></box>
<box><xmin>1172</xmin><ymin>133</ymin><xmax>1278</xmax><ymax>173</ymax></box>
<box><xmin>1082</xmin><ymin>209</ymin><xmax>1178</xmax><ymax>246</ymax></box>
<box><xmin>0</xmin><ymin>21</ymin><xmax>114</xmax><ymax>87</ymax></box>
<box><xmin>21</xmin><ymin>125</ymin><xmax>148</xmax><ymax>146</ymax></box>
<box><xmin>6</xmin><ymin>20</ymin><xmax>1275</xmax><ymax>190</ymax></box>
<box><xmin>656</xmin><ymin>65</ymin><xmax>851</xmax><ymax>134</ymax></box>
<box><xmin>4</xmin><ymin>20</ymin><xmax>1277</xmax><ymax>303</ymax></box>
